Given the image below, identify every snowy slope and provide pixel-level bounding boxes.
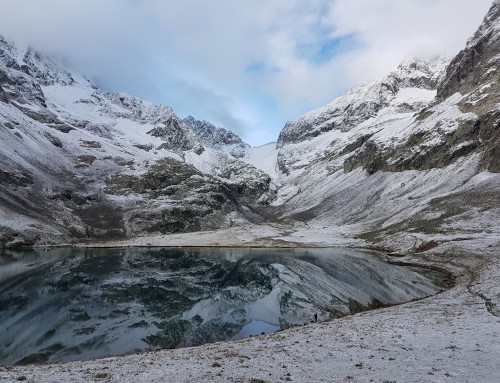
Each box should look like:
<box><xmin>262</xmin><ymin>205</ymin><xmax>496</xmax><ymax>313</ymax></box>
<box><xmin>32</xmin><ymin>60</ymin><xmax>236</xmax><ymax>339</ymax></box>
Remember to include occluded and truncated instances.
<box><xmin>271</xmin><ymin>3</ymin><xmax>500</xmax><ymax>248</ymax></box>
<box><xmin>0</xmin><ymin>37</ymin><xmax>271</xmax><ymax>248</ymax></box>
<box><xmin>277</xmin><ymin>56</ymin><xmax>448</xmax><ymax>146</ymax></box>
<box><xmin>243</xmin><ymin>142</ymin><xmax>279</xmax><ymax>180</ymax></box>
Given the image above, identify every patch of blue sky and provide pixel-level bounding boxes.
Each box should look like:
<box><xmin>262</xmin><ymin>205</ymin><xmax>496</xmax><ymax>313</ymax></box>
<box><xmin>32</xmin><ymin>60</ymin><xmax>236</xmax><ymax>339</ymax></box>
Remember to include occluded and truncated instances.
<box><xmin>124</xmin><ymin>0</ymin><xmax>142</xmax><ymax>5</ymax></box>
<box><xmin>244</xmin><ymin>62</ymin><xmax>280</xmax><ymax>76</ymax></box>
<box><xmin>297</xmin><ymin>34</ymin><xmax>359</xmax><ymax>65</ymax></box>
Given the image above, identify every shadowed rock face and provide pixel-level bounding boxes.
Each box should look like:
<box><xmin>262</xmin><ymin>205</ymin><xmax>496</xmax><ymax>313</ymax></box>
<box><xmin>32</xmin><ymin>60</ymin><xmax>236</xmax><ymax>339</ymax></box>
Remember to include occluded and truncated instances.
<box><xmin>437</xmin><ymin>1</ymin><xmax>499</xmax><ymax>101</ymax></box>
<box><xmin>147</xmin><ymin>115</ymin><xmax>200</xmax><ymax>152</ymax></box>
<box><xmin>436</xmin><ymin>0</ymin><xmax>500</xmax><ymax>172</ymax></box>
<box><xmin>104</xmin><ymin>158</ymin><xmax>242</xmax><ymax>235</ymax></box>
<box><xmin>341</xmin><ymin>117</ymin><xmax>482</xmax><ymax>174</ymax></box>
<box><xmin>0</xmin><ymin>170</ymin><xmax>33</xmax><ymax>187</ymax></box>
<box><xmin>182</xmin><ymin>116</ymin><xmax>249</xmax><ymax>158</ymax></box>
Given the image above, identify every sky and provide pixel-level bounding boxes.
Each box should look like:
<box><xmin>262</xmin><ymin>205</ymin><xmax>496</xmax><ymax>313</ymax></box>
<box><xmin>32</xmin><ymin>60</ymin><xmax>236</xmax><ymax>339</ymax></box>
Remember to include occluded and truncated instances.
<box><xmin>0</xmin><ymin>0</ymin><xmax>493</xmax><ymax>146</ymax></box>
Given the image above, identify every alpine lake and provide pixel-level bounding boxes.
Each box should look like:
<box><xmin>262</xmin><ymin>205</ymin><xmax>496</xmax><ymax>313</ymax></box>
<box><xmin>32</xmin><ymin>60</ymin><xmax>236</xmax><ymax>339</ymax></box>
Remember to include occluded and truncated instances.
<box><xmin>0</xmin><ymin>247</ymin><xmax>447</xmax><ymax>366</ymax></box>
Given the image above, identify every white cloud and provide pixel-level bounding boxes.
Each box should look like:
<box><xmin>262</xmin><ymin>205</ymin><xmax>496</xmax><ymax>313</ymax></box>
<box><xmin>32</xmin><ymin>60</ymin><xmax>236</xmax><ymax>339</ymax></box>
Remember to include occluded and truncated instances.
<box><xmin>324</xmin><ymin>0</ymin><xmax>493</xmax><ymax>85</ymax></box>
<box><xmin>0</xmin><ymin>0</ymin><xmax>493</xmax><ymax>145</ymax></box>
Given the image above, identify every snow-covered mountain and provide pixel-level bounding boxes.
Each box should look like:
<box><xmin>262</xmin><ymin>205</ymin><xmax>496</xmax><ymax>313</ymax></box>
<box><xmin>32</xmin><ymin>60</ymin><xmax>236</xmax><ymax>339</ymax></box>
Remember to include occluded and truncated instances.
<box><xmin>277</xmin><ymin>56</ymin><xmax>448</xmax><ymax>147</ymax></box>
<box><xmin>0</xmin><ymin>36</ymin><xmax>272</xmax><ymax>248</ymax></box>
<box><xmin>271</xmin><ymin>0</ymin><xmax>499</xmax><ymax>251</ymax></box>
<box><xmin>0</xmin><ymin>0</ymin><xmax>498</xmax><ymax>250</ymax></box>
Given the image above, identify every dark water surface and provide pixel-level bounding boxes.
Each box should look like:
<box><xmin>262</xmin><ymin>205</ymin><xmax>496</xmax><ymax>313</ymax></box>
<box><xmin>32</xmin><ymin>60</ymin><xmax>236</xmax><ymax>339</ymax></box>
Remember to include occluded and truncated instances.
<box><xmin>0</xmin><ymin>247</ymin><xmax>441</xmax><ymax>365</ymax></box>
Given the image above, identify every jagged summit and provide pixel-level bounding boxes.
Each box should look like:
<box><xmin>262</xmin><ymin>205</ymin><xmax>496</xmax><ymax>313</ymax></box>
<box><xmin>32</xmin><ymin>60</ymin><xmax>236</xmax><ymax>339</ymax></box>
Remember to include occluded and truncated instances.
<box><xmin>0</xmin><ymin>36</ymin><xmax>82</xmax><ymax>88</ymax></box>
<box><xmin>390</xmin><ymin>56</ymin><xmax>448</xmax><ymax>89</ymax></box>
<box><xmin>438</xmin><ymin>0</ymin><xmax>499</xmax><ymax>100</ymax></box>
<box><xmin>182</xmin><ymin>115</ymin><xmax>249</xmax><ymax>158</ymax></box>
<box><xmin>104</xmin><ymin>92</ymin><xmax>175</xmax><ymax>125</ymax></box>
<box><xmin>465</xmin><ymin>0</ymin><xmax>499</xmax><ymax>49</ymax></box>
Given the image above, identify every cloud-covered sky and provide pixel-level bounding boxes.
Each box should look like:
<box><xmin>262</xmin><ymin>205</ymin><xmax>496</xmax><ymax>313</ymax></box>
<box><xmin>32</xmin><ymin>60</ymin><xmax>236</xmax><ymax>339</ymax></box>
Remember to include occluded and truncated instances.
<box><xmin>0</xmin><ymin>0</ymin><xmax>492</xmax><ymax>145</ymax></box>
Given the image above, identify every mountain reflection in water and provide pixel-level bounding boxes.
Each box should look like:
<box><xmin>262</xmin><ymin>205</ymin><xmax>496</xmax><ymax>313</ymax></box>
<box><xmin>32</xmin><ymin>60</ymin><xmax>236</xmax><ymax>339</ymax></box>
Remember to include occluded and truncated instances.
<box><xmin>0</xmin><ymin>247</ymin><xmax>441</xmax><ymax>365</ymax></box>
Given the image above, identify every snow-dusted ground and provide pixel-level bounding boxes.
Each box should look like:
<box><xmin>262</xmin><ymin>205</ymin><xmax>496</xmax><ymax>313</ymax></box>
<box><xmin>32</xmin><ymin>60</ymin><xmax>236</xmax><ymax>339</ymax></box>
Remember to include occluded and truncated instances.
<box><xmin>1</xmin><ymin>229</ymin><xmax>499</xmax><ymax>383</ymax></box>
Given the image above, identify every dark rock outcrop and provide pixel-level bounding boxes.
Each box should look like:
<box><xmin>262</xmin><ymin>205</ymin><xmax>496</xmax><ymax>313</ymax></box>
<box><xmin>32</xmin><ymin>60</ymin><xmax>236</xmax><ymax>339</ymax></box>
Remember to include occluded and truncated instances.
<box><xmin>44</xmin><ymin>132</ymin><xmax>63</xmax><ymax>148</ymax></box>
<box><xmin>0</xmin><ymin>170</ymin><xmax>33</xmax><ymax>187</ymax></box>
<box><xmin>342</xmin><ymin>117</ymin><xmax>482</xmax><ymax>174</ymax></box>
<box><xmin>0</xmin><ymin>227</ymin><xmax>39</xmax><ymax>250</ymax></box>
<box><xmin>436</xmin><ymin>0</ymin><xmax>500</xmax><ymax>172</ymax></box>
<box><xmin>183</xmin><ymin>116</ymin><xmax>249</xmax><ymax>158</ymax></box>
<box><xmin>148</xmin><ymin>115</ymin><xmax>200</xmax><ymax>152</ymax></box>
<box><xmin>437</xmin><ymin>1</ymin><xmax>499</xmax><ymax>100</ymax></box>
<box><xmin>105</xmin><ymin>158</ymin><xmax>243</xmax><ymax>234</ymax></box>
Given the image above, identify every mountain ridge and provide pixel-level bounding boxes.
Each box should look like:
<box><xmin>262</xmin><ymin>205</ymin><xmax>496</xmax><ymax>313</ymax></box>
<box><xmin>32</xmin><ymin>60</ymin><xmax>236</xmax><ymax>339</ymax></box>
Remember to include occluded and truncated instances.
<box><xmin>0</xmin><ymin>0</ymin><xmax>499</xmax><ymax>251</ymax></box>
<box><xmin>0</xmin><ymin>36</ymin><xmax>272</xmax><ymax>249</ymax></box>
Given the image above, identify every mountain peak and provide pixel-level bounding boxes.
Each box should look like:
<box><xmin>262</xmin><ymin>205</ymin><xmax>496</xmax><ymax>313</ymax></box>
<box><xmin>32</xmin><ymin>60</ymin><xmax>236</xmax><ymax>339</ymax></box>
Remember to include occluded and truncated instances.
<box><xmin>182</xmin><ymin>115</ymin><xmax>249</xmax><ymax>158</ymax></box>
<box><xmin>465</xmin><ymin>0</ymin><xmax>500</xmax><ymax>49</ymax></box>
<box><xmin>277</xmin><ymin>55</ymin><xmax>449</xmax><ymax>147</ymax></box>
<box><xmin>437</xmin><ymin>0</ymin><xmax>500</xmax><ymax>100</ymax></box>
<box><xmin>391</xmin><ymin>55</ymin><xmax>449</xmax><ymax>90</ymax></box>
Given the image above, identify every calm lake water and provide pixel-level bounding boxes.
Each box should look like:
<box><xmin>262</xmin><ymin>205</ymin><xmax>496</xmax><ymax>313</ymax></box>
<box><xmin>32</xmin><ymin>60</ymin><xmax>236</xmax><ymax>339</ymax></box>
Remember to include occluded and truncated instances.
<box><xmin>0</xmin><ymin>247</ymin><xmax>442</xmax><ymax>365</ymax></box>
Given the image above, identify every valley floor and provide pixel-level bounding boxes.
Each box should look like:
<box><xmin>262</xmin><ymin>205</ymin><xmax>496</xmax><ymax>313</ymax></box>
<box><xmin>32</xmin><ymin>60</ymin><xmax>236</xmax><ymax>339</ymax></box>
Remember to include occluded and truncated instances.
<box><xmin>1</xmin><ymin>225</ymin><xmax>499</xmax><ymax>383</ymax></box>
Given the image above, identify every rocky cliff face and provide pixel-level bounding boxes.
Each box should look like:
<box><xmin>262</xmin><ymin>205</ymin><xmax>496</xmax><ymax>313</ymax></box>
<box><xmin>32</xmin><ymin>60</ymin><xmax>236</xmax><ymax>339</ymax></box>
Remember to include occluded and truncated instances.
<box><xmin>437</xmin><ymin>1</ymin><xmax>499</xmax><ymax>100</ymax></box>
<box><xmin>436</xmin><ymin>0</ymin><xmax>500</xmax><ymax>172</ymax></box>
<box><xmin>183</xmin><ymin>116</ymin><xmax>249</xmax><ymax>158</ymax></box>
<box><xmin>147</xmin><ymin>115</ymin><xmax>203</xmax><ymax>153</ymax></box>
